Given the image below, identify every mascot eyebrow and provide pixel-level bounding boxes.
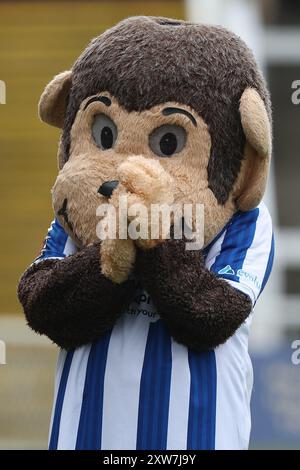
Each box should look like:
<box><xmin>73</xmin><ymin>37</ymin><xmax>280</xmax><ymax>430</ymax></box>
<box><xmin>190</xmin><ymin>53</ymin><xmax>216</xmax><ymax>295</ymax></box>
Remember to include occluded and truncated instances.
<box><xmin>162</xmin><ymin>107</ymin><xmax>197</xmax><ymax>127</ymax></box>
<box><xmin>83</xmin><ymin>97</ymin><xmax>197</xmax><ymax>128</ymax></box>
<box><xmin>84</xmin><ymin>95</ymin><xmax>112</xmax><ymax>110</ymax></box>
<box><xmin>84</xmin><ymin>96</ymin><xmax>197</xmax><ymax>127</ymax></box>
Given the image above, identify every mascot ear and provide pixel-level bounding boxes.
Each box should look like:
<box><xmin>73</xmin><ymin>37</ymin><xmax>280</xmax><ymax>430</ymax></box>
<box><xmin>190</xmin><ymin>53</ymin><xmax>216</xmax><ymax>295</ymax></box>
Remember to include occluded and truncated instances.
<box><xmin>38</xmin><ymin>71</ymin><xmax>72</xmax><ymax>128</ymax></box>
<box><xmin>235</xmin><ymin>88</ymin><xmax>272</xmax><ymax>211</ymax></box>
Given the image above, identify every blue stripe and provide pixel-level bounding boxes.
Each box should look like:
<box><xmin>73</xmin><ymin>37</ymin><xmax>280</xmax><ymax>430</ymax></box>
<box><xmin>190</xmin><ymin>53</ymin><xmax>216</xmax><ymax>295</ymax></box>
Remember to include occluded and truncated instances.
<box><xmin>136</xmin><ymin>320</ymin><xmax>172</xmax><ymax>450</ymax></box>
<box><xmin>203</xmin><ymin>214</ymin><xmax>237</xmax><ymax>257</ymax></box>
<box><xmin>137</xmin><ymin>325</ymin><xmax>155</xmax><ymax>450</ymax></box>
<box><xmin>260</xmin><ymin>232</ymin><xmax>275</xmax><ymax>294</ymax></box>
<box><xmin>36</xmin><ymin>219</ymin><xmax>68</xmax><ymax>261</ymax></box>
<box><xmin>200</xmin><ymin>356</ymin><xmax>208</xmax><ymax>448</ymax></box>
<box><xmin>207</xmin><ymin>350</ymin><xmax>217</xmax><ymax>449</ymax></box>
<box><xmin>210</xmin><ymin>208</ymin><xmax>260</xmax><ymax>282</ymax></box>
<box><xmin>187</xmin><ymin>350</ymin><xmax>217</xmax><ymax>450</ymax></box>
<box><xmin>187</xmin><ymin>353</ymin><xmax>199</xmax><ymax>448</ymax></box>
<box><xmin>49</xmin><ymin>350</ymin><xmax>74</xmax><ymax>450</ymax></box>
<box><xmin>75</xmin><ymin>333</ymin><xmax>111</xmax><ymax>450</ymax></box>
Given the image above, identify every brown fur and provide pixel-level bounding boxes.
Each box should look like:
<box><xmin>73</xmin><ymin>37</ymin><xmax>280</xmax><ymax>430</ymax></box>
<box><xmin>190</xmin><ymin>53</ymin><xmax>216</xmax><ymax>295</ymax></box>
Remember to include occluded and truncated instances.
<box><xmin>240</xmin><ymin>88</ymin><xmax>271</xmax><ymax>157</ymax></box>
<box><xmin>237</xmin><ymin>88</ymin><xmax>271</xmax><ymax>211</ymax></box>
<box><xmin>19</xmin><ymin>16</ymin><xmax>272</xmax><ymax>350</ymax></box>
<box><xmin>38</xmin><ymin>71</ymin><xmax>72</xmax><ymax>129</ymax></box>
<box><xmin>17</xmin><ymin>243</ymin><xmax>135</xmax><ymax>349</ymax></box>
<box><xmin>100</xmin><ymin>155</ymin><xmax>175</xmax><ymax>282</ymax></box>
<box><xmin>135</xmin><ymin>237</ymin><xmax>253</xmax><ymax>351</ymax></box>
<box><xmin>101</xmin><ymin>238</ymin><xmax>136</xmax><ymax>284</ymax></box>
<box><xmin>52</xmin><ymin>93</ymin><xmax>238</xmax><ymax>281</ymax></box>
<box><xmin>57</xmin><ymin>16</ymin><xmax>271</xmax><ymax>205</ymax></box>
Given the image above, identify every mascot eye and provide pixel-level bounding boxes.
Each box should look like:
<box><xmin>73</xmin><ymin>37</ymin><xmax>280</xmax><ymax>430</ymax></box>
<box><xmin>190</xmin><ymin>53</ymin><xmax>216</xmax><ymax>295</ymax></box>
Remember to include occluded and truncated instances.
<box><xmin>92</xmin><ymin>114</ymin><xmax>118</xmax><ymax>150</ymax></box>
<box><xmin>149</xmin><ymin>125</ymin><xmax>187</xmax><ymax>157</ymax></box>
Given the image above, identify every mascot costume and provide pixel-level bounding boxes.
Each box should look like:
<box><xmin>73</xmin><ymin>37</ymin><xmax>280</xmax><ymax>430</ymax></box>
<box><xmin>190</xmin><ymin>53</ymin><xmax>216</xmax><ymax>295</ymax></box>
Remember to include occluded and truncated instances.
<box><xmin>18</xmin><ymin>17</ymin><xmax>274</xmax><ymax>450</ymax></box>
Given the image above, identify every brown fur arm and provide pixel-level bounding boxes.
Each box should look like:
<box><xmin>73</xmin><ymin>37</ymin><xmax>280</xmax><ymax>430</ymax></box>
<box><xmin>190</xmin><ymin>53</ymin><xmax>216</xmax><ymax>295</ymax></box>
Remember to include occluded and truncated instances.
<box><xmin>135</xmin><ymin>239</ymin><xmax>252</xmax><ymax>351</ymax></box>
<box><xmin>18</xmin><ymin>243</ymin><xmax>135</xmax><ymax>350</ymax></box>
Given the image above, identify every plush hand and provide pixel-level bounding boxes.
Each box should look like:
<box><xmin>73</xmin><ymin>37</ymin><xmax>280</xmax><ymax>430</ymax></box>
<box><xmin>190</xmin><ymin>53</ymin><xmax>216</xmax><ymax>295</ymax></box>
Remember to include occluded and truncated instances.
<box><xmin>100</xmin><ymin>155</ymin><xmax>174</xmax><ymax>283</ymax></box>
<box><xmin>18</xmin><ymin>242</ymin><xmax>136</xmax><ymax>349</ymax></box>
<box><xmin>134</xmin><ymin>237</ymin><xmax>252</xmax><ymax>351</ymax></box>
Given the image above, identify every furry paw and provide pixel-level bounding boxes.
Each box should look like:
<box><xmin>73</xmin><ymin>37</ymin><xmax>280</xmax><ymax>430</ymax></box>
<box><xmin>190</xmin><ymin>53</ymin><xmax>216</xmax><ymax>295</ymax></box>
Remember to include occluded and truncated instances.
<box><xmin>117</xmin><ymin>155</ymin><xmax>174</xmax><ymax>205</ymax></box>
<box><xmin>100</xmin><ymin>238</ymin><xmax>136</xmax><ymax>284</ymax></box>
<box><xmin>117</xmin><ymin>155</ymin><xmax>174</xmax><ymax>249</ymax></box>
<box><xmin>100</xmin><ymin>156</ymin><xmax>174</xmax><ymax>281</ymax></box>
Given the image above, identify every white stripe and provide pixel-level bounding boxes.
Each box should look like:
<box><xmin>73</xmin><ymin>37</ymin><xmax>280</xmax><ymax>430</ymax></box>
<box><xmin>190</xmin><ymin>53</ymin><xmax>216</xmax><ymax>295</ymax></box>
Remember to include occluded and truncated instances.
<box><xmin>225</xmin><ymin>279</ymin><xmax>256</xmax><ymax>305</ymax></box>
<box><xmin>48</xmin><ymin>349</ymin><xmax>67</xmax><ymax>446</ymax></box>
<box><xmin>33</xmin><ymin>256</ymin><xmax>63</xmax><ymax>266</ymax></box>
<box><xmin>63</xmin><ymin>236</ymin><xmax>78</xmax><ymax>256</ymax></box>
<box><xmin>34</xmin><ymin>236</ymin><xmax>77</xmax><ymax>265</ymax></box>
<box><xmin>239</xmin><ymin>202</ymin><xmax>273</xmax><ymax>302</ymax></box>
<box><xmin>57</xmin><ymin>344</ymin><xmax>91</xmax><ymax>450</ymax></box>
<box><xmin>167</xmin><ymin>340</ymin><xmax>190</xmax><ymax>450</ymax></box>
<box><xmin>215</xmin><ymin>328</ymin><xmax>252</xmax><ymax>450</ymax></box>
<box><xmin>205</xmin><ymin>230</ymin><xmax>226</xmax><ymax>270</ymax></box>
<box><xmin>101</xmin><ymin>315</ymin><xmax>150</xmax><ymax>450</ymax></box>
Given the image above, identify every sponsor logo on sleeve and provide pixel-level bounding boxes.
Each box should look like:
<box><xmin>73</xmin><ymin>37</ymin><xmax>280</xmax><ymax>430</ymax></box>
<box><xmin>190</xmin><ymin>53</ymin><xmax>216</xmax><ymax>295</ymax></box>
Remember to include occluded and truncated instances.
<box><xmin>218</xmin><ymin>265</ymin><xmax>261</xmax><ymax>290</ymax></box>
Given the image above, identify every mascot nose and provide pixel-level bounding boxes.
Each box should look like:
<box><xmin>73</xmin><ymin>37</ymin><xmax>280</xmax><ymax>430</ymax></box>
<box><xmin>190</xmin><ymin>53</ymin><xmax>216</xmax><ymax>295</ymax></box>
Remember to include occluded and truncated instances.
<box><xmin>98</xmin><ymin>180</ymin><xmax>119</xmax><ymax>197</ymax></box>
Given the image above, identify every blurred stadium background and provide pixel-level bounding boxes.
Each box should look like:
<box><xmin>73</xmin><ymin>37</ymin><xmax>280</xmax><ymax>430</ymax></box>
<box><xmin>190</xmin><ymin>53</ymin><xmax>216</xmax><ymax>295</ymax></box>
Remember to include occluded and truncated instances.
<box><xmin>0</xmin><ymin>0</ymin><xmax>299</xmax><ymax>449</ymax></box>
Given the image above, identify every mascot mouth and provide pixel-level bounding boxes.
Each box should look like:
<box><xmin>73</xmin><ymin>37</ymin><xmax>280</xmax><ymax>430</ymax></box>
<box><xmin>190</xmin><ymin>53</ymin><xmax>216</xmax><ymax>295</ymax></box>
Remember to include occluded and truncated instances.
<box><xmin>56</xmin><ymin>198</ymin><xmax>87</xmax><ymax>249</ymax></box>
<box><xmin>57</xmin><ymin>198</ymin><xmax>74</xmax><ymax>233</ymax></box>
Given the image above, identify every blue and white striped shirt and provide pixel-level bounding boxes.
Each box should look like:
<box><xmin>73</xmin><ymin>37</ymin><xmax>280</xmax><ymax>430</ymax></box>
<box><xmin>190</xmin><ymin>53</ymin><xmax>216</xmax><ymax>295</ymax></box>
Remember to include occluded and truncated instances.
<box><xmin>37</xmin><ymin>202</ymin><xmax>274</xmax><ymax>450</ymax></box>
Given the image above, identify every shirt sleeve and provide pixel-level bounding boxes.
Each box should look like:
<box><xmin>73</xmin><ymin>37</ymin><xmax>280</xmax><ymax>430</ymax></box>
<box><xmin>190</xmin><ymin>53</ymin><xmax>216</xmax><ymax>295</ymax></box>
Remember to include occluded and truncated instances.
<box><xmin>34</xmin><ymin>219</ymin><xmax>78</xmax><ymax>263</ymax></box>
<box><xmin>206</xmin><ymin>202</ymin><xmax>275</xmax><ymax>305</ymax></box>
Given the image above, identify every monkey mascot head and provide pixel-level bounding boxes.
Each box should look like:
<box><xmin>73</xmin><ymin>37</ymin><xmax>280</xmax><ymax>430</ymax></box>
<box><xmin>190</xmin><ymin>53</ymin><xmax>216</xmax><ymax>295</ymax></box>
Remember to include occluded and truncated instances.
<box><xmin>39</xmin><ymin>16</ymin><xmax>272</xmax><ymax>283</ymax></box>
